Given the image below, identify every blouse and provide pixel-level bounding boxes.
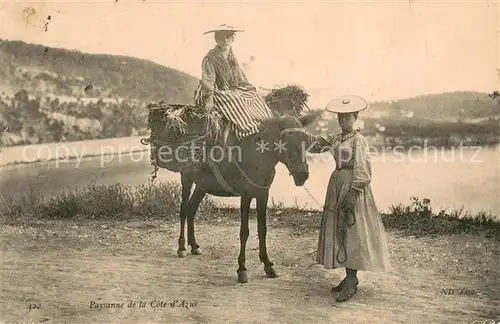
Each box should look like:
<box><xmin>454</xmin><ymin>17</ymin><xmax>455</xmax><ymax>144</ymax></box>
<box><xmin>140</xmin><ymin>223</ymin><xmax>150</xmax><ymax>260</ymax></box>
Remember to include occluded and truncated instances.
<box><xmin>306</xmin><ymin>131</ymin><xmax>372</xmax><ymax>193</ymax></box>
<box><xmin>200</xmin><ymin>46</ymin><xmax>255</xmax><ymax>102</ymax></box>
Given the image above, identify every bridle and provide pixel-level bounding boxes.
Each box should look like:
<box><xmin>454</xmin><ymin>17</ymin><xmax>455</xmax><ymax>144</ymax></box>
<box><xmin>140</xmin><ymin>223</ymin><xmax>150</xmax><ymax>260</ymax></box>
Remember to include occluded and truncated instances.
<box><xmin>278</xmin><ymin>127</ymin><xmax>310</xmax><ymax>176</ymax></box>
<box><xmin>225</xmin><ymin>126</ymin><xmax>309</xmax><ymax>189</ymax></box>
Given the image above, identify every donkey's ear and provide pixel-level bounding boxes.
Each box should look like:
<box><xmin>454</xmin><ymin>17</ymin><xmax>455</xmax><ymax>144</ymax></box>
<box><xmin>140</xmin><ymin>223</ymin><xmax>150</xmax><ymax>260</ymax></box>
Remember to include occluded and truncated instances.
<box><xmin>298</xmin><ymin>110</ymin><xmax>322</xmax><ymax>127</ymax></box>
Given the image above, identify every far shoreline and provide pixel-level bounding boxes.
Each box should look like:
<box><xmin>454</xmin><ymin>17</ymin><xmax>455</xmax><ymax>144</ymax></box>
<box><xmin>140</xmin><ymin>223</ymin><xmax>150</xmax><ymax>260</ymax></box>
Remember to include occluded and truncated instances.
<box><xmin>1</xmin><ymin>135</ymin><xmax>498</xmax><ymax>169</ymax></box>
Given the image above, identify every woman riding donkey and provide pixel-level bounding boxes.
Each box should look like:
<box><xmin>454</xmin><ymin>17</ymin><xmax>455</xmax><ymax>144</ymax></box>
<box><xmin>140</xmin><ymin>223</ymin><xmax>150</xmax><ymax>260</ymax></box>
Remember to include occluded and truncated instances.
<box><xmin>194</xmin><ymin>24</ymin><xmax>275</xmax><ymax>144</ymax></box>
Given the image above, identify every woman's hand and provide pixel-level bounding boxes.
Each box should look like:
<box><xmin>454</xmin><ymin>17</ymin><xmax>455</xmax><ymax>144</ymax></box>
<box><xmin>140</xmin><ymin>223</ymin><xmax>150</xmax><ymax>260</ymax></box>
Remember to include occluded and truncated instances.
<box><xmin>341</xmin><ymin>189</ymin><xmax>358</xmax><ymax>216</ymax></box>
<box><xmin>205</xmin><ymin>97</ymin><xmax>214</xmax><ymax>112</ymax></box>
<box><xmin>237</xmin><ymin>83</ymin><xmax>256</xmax><ymax>91</ymax></box>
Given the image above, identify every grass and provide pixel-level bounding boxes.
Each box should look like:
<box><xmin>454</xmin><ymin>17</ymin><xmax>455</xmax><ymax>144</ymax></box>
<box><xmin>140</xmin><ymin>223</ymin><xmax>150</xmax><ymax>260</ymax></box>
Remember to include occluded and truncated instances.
<box><xmin>1</xmin><ymin>181</ymin><xmax>499</xmax><ymax>241</ymax></box>
<box><xmin>0</xmin><ymin>182</ymin><xmax>216</xmax><ymax>221</ymax></box>
<box><xmin>382</xmin><ymin>196</ymin><xmax>500</xmax><ymax>239</ymax></box>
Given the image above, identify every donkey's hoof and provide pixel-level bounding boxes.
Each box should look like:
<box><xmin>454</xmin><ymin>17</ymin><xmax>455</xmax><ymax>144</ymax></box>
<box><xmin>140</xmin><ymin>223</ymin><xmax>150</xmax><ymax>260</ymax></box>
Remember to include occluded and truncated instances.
<box><xmin>264</xmin><ymin>265</ymin><xmax>279</xmax><ymax>278</ymax></box>
<box><xmin>237</xmin><ymin>270</ymin><xmax>248</xmax><ymax>283</ymax></box>
<box><xmin>191</xmin><ymin>248</ymin><xmax>203</xmax><ymax>255</ymax></box>
<box><xmin>177</xmin><ymin>250</ymin><xmax>187</xmax><ymax>258</ymax></box>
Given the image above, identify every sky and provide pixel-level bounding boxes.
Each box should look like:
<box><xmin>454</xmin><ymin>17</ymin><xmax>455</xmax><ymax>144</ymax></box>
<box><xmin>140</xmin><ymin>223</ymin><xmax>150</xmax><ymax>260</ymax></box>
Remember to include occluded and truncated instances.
<box><xmin>0</xmin><ymin>0</ymin><xmax>498</xmax><ymax>106</ymax></box>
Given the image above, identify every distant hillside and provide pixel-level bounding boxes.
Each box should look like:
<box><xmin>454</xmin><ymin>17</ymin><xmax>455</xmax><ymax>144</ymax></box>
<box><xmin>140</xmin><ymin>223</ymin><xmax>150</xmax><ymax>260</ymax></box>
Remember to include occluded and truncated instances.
<box><xmin>368</xmin><ymin>91</ymin><xmax>500</xmax><ymax>121</ymax></box>
<box><xmin>0</xmin><ymin>39</ymin><xmax>498</xmax><ymax>148</ymax></box>
<box><xmin>308</xmin><ymin>91</ymin><xmax>500</xmax><ymax>148</ymax></box>
<box><xmin>0</xmin><ymin>39</ymin><xmax>200</xmax><ymax>146</ymax></box>
<box><xmin>0</xmin><ymin>39</ymin><xmax>199</xmax><ymax>103</ymax></box>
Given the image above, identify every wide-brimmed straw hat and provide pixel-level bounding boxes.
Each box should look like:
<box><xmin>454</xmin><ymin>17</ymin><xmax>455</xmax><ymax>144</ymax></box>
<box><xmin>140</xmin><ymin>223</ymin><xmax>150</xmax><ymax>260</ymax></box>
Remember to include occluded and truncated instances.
<box><xmin>203</xmin><ymin>24</ymin><xmax>244</xmax><ymax>35</ymax></box>
<box><xmin>325</xmin><ymin>95</ymin><xmax>368</xmax><ymax>113</ymax></box>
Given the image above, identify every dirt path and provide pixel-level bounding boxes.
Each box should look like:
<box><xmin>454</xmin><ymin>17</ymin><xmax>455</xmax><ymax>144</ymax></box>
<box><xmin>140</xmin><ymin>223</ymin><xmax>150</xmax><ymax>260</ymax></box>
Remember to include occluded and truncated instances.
<box><xmin>1</xmin><ymin>219</ymin><xmax>499</xmax><ymax>324</ymax></box>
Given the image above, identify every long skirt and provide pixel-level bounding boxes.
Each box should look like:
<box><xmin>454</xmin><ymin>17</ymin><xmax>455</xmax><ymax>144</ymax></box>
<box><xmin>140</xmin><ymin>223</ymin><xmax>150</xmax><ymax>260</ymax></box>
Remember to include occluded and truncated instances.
<box><xmin>195</xmin><ymin>87</ymin><xmax>274</xmax><ymax>139</ymax></box>
<box><xmin>316</xmin><ymin>169</ymin><xmax>391</xmax><ymax>272</ymax></box>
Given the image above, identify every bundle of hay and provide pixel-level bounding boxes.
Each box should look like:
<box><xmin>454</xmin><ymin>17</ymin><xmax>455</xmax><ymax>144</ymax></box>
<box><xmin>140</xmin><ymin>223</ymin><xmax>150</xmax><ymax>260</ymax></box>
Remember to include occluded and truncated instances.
<box><xmin>144</xmin><ymin>101</ymin><xmax>223</xmax><ymax>176</ymax></box>
<box><xmin>264</xmin><ymin>85</ymin><xmax>310</xmax><ymax>117</ymax></box>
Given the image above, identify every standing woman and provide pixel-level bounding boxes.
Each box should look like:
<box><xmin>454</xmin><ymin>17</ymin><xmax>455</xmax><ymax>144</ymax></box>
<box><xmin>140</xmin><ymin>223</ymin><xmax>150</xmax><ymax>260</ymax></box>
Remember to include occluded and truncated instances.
<box><xmin>307</xmin><ymin>95</ymin><xmax>391</xmax><ymax>303</ymax></box>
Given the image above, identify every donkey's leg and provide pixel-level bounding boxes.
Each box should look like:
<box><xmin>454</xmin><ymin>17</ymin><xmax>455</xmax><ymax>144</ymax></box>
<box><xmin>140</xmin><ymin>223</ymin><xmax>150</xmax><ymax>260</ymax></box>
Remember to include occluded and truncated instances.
<box><xmin>186</xmin><ymin>186</ymin><xmax>207</xmax><ymax>255</ymax></box>
<box><xmin>256</xmin><ymin>192</ymin><xmax>278</xmax><ymax>278</ymax></box>
<box><xmin>178</xmin><ymin>173</ymin><xmax>193</xmax><ymax>258</ymax></box>
<box><xmin>237</xmin><ymin>195</ymin><xmax>252</xmax><ymax>283</ymax></box>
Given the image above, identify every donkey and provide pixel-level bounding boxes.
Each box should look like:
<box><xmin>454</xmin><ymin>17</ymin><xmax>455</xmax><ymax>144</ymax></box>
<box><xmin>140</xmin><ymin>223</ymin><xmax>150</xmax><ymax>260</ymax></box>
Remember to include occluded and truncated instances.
<box><xmin>160</xmin><ymin>111</ymin><xmax>320</xmax><ymax>283</ymax></box>
<box><xmin>146</xmin><ymin>85</ymin><xmax>319</xmax><ymax>283</ymax></box>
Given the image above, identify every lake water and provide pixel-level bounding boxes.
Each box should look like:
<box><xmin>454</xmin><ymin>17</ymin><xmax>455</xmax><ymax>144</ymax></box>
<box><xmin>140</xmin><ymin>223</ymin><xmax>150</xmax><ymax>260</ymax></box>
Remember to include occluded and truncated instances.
<box><xmin>0</xmin><ymin>139</ymin><xmax>498</xmax><ymax>219</ymax></box>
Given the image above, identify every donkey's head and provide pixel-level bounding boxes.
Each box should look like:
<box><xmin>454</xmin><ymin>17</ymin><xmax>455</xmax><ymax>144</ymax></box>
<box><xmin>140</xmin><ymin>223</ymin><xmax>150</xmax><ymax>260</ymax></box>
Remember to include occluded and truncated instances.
<box><xmin>262</xmin><ymin>111</ymin><xmax>322</xmax><ymax>186</ymax></box>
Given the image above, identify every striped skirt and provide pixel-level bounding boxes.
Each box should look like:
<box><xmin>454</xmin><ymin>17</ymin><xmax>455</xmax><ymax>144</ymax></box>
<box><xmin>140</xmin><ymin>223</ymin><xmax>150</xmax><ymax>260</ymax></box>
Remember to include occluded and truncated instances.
<box><xmin>195</xmin><ymin>87</ymin><xmax>274</xmax><ymax>139</ymax></box>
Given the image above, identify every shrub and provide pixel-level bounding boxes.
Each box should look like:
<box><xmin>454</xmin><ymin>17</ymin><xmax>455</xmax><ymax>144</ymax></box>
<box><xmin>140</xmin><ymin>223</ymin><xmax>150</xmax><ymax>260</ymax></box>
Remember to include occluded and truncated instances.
<box><xmin>382</xmin><ymin>197</ymin><xmax>500</xmax><ymax>239</ymax></box>
<box><xmin>0</xmin><ymin>182</ymin><xmax>217</xmax><ymax>221</ymax></box>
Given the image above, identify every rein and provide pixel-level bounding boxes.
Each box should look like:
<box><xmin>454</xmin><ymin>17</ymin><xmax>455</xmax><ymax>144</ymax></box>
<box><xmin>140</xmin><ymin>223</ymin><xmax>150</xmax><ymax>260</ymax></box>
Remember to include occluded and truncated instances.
<box><xmin>290</xmin><ymin>129</ymin><xmax>360</xmax><ymax>265</ymax></box>
<box><xmin>227</xmin><ymin>138</ymin><xmax>274</xmax><ymax>190</ymax></box>
<box><xmin>224</xmin><ymin>126</ymin><xmax>305</xmax><ymax>191</ymax></box>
